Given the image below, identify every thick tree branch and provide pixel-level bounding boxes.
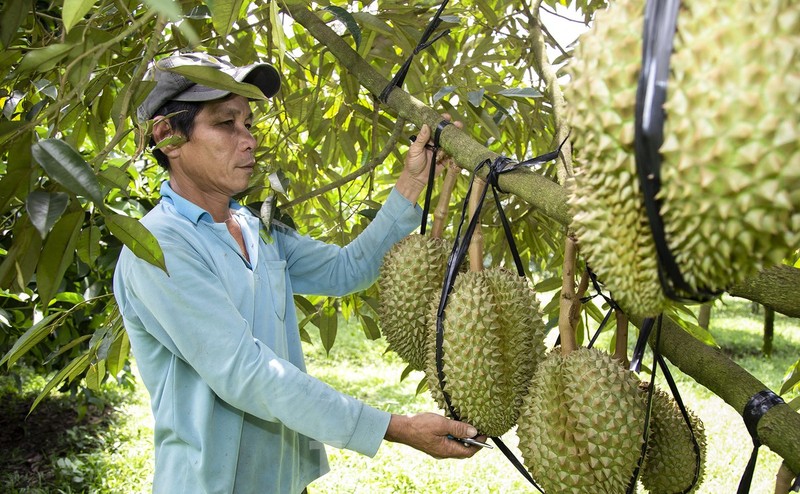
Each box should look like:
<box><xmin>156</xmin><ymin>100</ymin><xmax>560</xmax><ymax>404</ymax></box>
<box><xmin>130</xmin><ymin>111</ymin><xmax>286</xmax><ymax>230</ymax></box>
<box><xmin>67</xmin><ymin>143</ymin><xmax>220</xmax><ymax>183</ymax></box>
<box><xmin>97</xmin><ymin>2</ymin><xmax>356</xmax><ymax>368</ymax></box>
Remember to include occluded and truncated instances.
<box><xmin>631</xmin><ymin>313</ymin><xmax>800</xmax><ymax>473</ymax></box>
<box><xmin>287</xmin><ymin>2</ymin><xmax>800</xmax><ymax>469</ymax></box>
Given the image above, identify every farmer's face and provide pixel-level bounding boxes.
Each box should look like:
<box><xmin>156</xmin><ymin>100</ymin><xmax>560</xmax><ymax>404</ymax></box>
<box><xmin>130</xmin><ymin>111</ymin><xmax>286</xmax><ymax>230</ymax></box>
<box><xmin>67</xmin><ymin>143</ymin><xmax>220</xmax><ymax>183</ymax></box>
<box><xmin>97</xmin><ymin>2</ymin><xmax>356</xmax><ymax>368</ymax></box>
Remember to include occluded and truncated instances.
<box><xmin>168</xmin><ymin>95</ymin><xmax>257</xmax><ymax>203</ymax></box>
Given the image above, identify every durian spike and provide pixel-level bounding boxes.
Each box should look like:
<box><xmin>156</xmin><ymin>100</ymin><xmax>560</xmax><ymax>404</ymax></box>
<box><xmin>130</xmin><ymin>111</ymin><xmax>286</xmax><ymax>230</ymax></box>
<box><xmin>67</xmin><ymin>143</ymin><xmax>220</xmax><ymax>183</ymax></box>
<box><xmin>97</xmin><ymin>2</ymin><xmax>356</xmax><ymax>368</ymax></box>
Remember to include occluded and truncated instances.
<box><xmin>558</xmin><ymin>236</ymin><xmax>579</xmax><ymax>355</ymax></box>
<box><xmin>774</xmin><ymin>462</ymin><xmax>797</xmax><ymax>494</ymax></box>
<box><xmin>614</xmin><ymin>309</ymin><xmax>630</xmax><ymax>368</ymax></box>
<box><xmin>431</xmin><ymin>161</ymin><xmax>460</xmax><ymax>240</ymax></box>
<box><xmin>468</xmin><ymin>177</ymin><xmax>487</xmax><ymax>273</ymax></box>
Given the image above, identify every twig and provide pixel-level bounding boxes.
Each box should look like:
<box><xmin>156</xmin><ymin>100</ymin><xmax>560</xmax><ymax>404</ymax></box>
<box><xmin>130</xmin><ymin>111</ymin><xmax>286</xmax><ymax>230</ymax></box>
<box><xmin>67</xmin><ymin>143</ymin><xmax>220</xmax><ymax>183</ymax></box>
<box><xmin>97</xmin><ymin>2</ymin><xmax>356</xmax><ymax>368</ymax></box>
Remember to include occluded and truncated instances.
<box><xmin>558</xmin><ymin>235</ymin><xmax>579</xmax><ymax>354</ymax></box>
<box><xmin>281</xmin><ymin>117</ymin><xmax>406</xmax><ymax>209</ymax></box>
<box><xmin>468</xmin><ymin>177</ymin><xmax>487</xmax><ymax>273</ymax></box>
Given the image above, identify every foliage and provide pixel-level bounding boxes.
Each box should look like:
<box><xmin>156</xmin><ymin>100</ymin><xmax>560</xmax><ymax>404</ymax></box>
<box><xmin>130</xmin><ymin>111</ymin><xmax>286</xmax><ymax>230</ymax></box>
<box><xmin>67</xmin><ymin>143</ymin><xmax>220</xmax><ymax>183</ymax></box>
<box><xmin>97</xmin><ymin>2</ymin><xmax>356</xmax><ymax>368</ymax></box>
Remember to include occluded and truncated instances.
<box><xmin>0</xmin><ymin>0</ymin><xmax>600</xmax><ymax>404</ymax></box>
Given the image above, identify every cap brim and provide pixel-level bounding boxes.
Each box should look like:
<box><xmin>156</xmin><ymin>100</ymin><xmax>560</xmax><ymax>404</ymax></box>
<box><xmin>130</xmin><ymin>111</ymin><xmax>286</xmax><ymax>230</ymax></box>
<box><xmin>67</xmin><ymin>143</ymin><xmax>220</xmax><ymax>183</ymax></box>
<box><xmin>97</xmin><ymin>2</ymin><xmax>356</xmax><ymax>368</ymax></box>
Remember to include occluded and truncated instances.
<box><xmin>173</xmin><ymin>63</ymin><xmax>281</xmax><ymax>102</ymax></box>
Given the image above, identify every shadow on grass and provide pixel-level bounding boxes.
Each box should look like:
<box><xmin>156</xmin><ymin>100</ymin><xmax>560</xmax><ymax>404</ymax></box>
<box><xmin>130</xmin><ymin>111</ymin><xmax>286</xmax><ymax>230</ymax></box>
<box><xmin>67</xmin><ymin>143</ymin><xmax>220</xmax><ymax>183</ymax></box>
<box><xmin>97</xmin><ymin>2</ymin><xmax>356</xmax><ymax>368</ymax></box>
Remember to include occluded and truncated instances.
<box><xmin>0</xmin><ymin>378</ymin><xmax>132</xmax><ymax>493</ymax></box>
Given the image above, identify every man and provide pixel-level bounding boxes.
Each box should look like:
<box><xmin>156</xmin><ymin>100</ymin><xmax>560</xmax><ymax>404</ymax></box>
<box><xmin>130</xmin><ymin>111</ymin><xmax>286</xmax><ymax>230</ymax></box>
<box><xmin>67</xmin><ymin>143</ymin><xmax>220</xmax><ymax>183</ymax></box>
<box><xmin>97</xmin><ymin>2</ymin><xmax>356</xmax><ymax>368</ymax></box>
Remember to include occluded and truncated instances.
<box><xmin>113</xmin><ymin>52</ymin><xmax>480</xmax><ymax>493</ymax></box>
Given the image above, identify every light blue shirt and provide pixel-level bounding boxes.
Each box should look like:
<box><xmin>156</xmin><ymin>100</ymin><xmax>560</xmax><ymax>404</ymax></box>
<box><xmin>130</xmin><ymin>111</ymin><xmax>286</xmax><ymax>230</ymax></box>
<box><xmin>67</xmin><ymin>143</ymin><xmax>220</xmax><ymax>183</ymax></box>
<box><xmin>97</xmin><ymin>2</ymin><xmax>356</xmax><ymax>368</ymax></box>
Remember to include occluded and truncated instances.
<box><xmin>113</xmin><ymin>181</ymin><xmax>421</xmax><ymax>493</ymax></box>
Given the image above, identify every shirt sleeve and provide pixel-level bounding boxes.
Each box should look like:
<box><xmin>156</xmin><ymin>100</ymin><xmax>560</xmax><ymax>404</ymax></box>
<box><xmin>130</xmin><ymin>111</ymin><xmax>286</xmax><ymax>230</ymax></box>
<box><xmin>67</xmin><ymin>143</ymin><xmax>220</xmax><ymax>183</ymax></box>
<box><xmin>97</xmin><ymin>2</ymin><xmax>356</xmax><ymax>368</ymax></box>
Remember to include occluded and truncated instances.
<box><xmin>281</xmin><ymin>188</ymin><xmax>422</xmax><ymax>296</ymax></box>
<box><xmin>115</xmin><ymin>228</ymin><xmax>390</xmax><ymax>457</ymax></box>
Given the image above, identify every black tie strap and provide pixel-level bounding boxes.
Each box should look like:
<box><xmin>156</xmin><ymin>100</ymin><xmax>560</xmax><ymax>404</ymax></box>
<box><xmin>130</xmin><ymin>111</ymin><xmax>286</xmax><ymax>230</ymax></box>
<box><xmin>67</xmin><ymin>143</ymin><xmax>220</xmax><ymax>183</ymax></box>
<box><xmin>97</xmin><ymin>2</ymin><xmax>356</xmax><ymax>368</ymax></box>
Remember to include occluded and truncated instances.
<box><xmin>418</xmin><ymin>120</ymin><xmax>452</xmax><ymax>235</ymax></box>
<box><xmin>378</xmin><ymin>0</ymin><xmax>451</xmax><ymax>103</ymax></box>
<box><xmin>633</xmin><ymin>0</ymin><xmax>723</xmax><ymax>304</ymax></box>
<box><xmin>433</xmin><ymin>145</ymin><xmax>562</xmax><ymax>490</ymax></box>
<box><xmin>738</xmin><ymin>390</ymin><xmax>786</xmax><ymax>493</ymax></box>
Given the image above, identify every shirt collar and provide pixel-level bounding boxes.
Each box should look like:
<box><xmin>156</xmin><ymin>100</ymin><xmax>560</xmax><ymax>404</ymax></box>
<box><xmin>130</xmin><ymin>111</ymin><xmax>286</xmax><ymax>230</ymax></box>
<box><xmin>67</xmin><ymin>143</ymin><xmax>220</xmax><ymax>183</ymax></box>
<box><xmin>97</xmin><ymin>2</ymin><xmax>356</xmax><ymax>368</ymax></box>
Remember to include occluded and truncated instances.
<box><xmin>159</xmin><ymin>180</ymin><xmax>244</xmax><ymax>225</ymax></box>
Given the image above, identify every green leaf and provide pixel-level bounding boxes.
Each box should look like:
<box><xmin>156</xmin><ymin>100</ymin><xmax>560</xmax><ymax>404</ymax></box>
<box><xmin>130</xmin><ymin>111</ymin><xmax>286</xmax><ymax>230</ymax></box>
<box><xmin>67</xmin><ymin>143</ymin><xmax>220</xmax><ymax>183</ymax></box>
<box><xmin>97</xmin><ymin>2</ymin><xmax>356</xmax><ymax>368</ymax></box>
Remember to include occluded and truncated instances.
<box><xmin>31</xmin><ymin>139</ymin><xmax>104</xmax><ymax>203</ymax></box>
<box><xmin>0</xmin><ymin>312</ymin><xmax>62</xmax><ymax>368</ymax></box>
<box><xmin>496</xmin><ymin>87</ymin><xmax>543</xmax><ymax>99</ymax></box>
<box><xmin>323</xmin><ymin>6</ymin><xmax>361</xmax><ymax>49</ymax></box>
<box><xmin>26</xmin><ymin>190</ymin><xmax>69</xmax><ymax>239</ymax></box>
<box><xmin>319</xmin><ymin>305</ymin><xmax>338</xmax><ymax>355</ymax></box>
<box><xmin>106</xmin><ymin>330</ymin><xmax>130</xmax><ymax>377</ymax></box>
<box><xmin>105</xmin><ymin>213</ymin><xmax>166</xmax><ymax>272</ymax></box>
<box><xmin>36</xmin><ymin>210</ymin><xmax>83</xmax><ymax>307</ymax></box>
<box><xmin>0</xmin><ymin>0</ymin><xmax>27</xmax><ymax>49</ymax></box>
<box><xmin>359</xmin><ymin>314</ymin><xmax>380</xmax><ymax>340</ymax></box>
<box><xmin>534</xmin><ymin>275</ymin><xmax>562</xmax><ymax>293</ymax></box>
<box><xmin>467</xmin><ymin>88</ymin><xmax>485</xmax><ymax>107</ymax></box>
<box><xmin>62</xmin><ymin>0</ymin><xmax>98</xmax><ymax>33</ymax></box>
<box><xmin>0</xmin><ymin>223</ymin><xmax>42</xmax><ymax>290</ymax></box>
<box><xmin>30</xmin><ymin>353</ymin><xmax>91</xmax><ymax>413</ymax></box>
<box><xmin>433</xmin><ymin>85</ymin><xmax>456</xmax><ymax>104</ymax></box>
<box><xmin>164</xmin><ymin>65</ymin><xmax>267</xmax><ymax>100</ymax></box>
<box><xmin>350</xmin><ymin>12</ymin><xmax>393</xmax><ymax>37</ymax></box>
<box><xmin>780</xmin><ymin>359</ymin><xmax>800</xmax><ymax>395</ymax></box>
<box><xmin>415</xmin><ymin>375</ymin><xmax>429</xmax><ymax>396</ymax></box>
<box><xmin>207</xmin><ymin>0</ymin><xmax>244</xmax><ymax>36</ymax></box>
<box><xmin>141</xmin><ymin>0</ymin><xmax>183</xmax><ymax>21</ymax></box>
<box><xmin>76</xmin><ymin>226</ymin><xmax>102</xmax><ymax>266</ymax></box>
<box><xmin>14</xmin><ymin>44</ymin><xmax>75</xmax><ymax>76</ymax></box>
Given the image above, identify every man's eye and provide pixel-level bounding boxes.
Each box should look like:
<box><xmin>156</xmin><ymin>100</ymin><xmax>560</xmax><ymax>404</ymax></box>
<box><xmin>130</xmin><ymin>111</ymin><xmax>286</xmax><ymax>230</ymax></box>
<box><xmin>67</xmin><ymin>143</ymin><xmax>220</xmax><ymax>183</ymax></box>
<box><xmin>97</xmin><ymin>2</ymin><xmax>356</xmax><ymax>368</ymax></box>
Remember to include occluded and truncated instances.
<box><xmin>219</xmin><ymin>120</ymin><xmax>234</xmax><ymax>126</ymax></box>
<box><xmin>245</xmin><ymin>123</ymin><xmax>253</xmax><ymax>130</ymax></box>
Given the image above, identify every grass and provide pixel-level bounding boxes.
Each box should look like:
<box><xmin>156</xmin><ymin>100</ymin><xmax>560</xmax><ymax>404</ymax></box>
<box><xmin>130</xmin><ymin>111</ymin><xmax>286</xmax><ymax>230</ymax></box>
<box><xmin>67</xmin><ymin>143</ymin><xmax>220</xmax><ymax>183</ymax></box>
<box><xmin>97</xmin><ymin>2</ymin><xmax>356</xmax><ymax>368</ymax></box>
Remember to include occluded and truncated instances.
<box><xmin>0</xmin><ymin>295</ymin><xmax>796</xmax><ymax>493</ymax></box>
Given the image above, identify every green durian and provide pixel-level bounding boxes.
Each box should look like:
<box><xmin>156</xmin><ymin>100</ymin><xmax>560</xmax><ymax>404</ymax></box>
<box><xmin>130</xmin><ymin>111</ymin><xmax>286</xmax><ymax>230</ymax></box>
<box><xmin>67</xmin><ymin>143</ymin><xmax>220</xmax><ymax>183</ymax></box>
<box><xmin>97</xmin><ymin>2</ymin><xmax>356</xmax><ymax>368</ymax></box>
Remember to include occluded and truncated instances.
<box><xmin>641</xmin><ymin>386</ymin><xmax>707</xmax><ymax>494</ymax></box>
<box><xmin>516</xmin><ymin>347</ymin><xmax>647</xmax><ymax>493</ymax></box>
<box><xmin>378</xmin><ymin>234</ymin><xmax>449</xmax><ymax>370</ymax></box>
<box><xmin>566</xmin><ymin>0</ymin><xmax>800</xmax><ymax>317</ymax></box>
<box><xmin>425</xmin><ymin>268</ymin><xmax>547</xmax><ymax>437</ymax></box>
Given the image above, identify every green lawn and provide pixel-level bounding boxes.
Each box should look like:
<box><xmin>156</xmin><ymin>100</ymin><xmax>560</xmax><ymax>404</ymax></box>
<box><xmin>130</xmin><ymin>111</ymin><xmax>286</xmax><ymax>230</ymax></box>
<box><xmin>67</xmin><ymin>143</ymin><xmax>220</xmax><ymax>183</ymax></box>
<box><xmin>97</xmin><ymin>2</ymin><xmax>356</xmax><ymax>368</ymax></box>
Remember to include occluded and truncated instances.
<box><xmin>0</xmin><ymin>296</ymin><xmax>797</xmax><ymax>493</ymax></box>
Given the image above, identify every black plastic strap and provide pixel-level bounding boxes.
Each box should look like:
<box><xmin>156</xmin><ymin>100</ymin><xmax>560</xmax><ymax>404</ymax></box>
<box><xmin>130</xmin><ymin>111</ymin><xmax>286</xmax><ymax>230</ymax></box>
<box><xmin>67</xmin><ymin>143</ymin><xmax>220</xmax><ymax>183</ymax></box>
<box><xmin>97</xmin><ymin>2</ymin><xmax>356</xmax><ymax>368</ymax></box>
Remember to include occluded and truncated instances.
<box><xmin>633</xmin><ymin>0</ymin><xmax>723</xmax><ymax>304</ymax></box>
<box><xmin>378</xmin><ymin>0</ymin><xmax>451</xmax><ymax>103</ymax></box>
<box><xmin>792</xmin><ymin>472</ymin><xmax>800</xmax><ymax>492</ymax></box>
<box><xmin>656</xmin><ymin>352</ymin><xmax>702</xmax><ymax>493</ymax></box>
<box><xmin>419</xmin><ymin>120</ymin><xmax>452</xmax><ymax>235</ymax></box>
<box><xmin>491</xmin><ymin>436</ymin><xmax>545</xmax><ymax>493</ymax></box>
<box><xmin>433</xmin><ymin>146</ymin><xmax>561</xmax><ymax>489</ymax></box>
<box><xmin>626</xmin><ymin>314</ymin><xmax>662</xmax><ymax>494</ymax></box>
<box><xmin>630</xmin><ymin>316</ymin><xmax>656</xmax><ymax>373</ymax></box>
<box><xmin>737</xmin><ymin>390</ymin><xmax>786</xmax><ymax>494</ymax></box>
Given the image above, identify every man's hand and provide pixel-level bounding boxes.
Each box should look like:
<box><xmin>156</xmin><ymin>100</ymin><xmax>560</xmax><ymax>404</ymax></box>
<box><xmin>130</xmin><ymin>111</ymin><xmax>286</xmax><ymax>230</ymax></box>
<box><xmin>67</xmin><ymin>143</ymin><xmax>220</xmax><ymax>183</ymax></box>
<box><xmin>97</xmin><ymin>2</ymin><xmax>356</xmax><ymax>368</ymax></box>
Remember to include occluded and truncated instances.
<box><xmin>384</xmin><ymin>412</ymin><xmax>486</xmax><ymax>459</ymax></box>
<box><xmin>395</xmin><ymin>115</ymin><xmax>463</xmax><ymax>203</ymax></box>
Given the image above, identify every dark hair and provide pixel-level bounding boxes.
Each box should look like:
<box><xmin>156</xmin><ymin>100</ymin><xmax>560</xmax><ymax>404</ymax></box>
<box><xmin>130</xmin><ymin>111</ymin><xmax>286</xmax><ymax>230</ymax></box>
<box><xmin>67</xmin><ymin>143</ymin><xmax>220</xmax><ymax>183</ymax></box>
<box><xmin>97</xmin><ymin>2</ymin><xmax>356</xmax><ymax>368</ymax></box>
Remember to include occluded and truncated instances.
<box><xmin>149</xmin><ymin>100</ymin><xmax>205</xmax><ymax>170</ymax></box>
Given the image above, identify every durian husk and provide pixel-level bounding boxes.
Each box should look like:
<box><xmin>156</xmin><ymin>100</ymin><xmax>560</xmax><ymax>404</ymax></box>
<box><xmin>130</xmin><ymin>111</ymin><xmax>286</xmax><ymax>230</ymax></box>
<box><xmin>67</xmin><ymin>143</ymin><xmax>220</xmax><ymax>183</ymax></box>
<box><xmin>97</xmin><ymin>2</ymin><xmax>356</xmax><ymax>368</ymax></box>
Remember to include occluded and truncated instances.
<box><xmin>640</xmin><ymin>385</ymin><xmax>707</xmax><ymax>494</ymax></box>
<box><xmin>424</xmin><ymin>268</ymin><xmax>547</xmax><ymax>437</ymax></box>
<box><xmin>566</xmin><ymin>0</ymin><xmax>800</xmax><ymax>317</ymax></box>
<box><xmin>516</xmin><ymin>347</ymin><xmax>647</xmax><ymax>493</ymax></box>
<box><xmin>378</xmin><ymin>234</ymin><xmax>449</xmax><ymax>370</ymax></box>
<box><xmin>378</xmin><ymin>164</ymin><xmax>461</xmax><ymax>370</ymax></box>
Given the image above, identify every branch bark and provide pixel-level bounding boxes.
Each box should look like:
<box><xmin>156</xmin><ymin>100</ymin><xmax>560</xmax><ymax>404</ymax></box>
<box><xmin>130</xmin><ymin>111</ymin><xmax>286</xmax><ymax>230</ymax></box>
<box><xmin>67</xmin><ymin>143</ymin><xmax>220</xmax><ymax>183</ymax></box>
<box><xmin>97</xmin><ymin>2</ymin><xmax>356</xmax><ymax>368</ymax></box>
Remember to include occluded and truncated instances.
<box><xmin>286</xmin><ymin>3</ymin><xmax>800</xmax><ymax>470</ymax></box>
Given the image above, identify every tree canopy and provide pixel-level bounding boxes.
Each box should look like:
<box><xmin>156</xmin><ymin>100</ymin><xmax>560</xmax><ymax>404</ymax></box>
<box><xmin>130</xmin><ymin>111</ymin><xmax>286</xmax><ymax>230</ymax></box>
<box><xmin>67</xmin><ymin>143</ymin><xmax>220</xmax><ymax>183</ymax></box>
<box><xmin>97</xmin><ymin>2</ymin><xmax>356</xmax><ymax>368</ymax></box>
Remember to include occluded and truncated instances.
<box><xmin>0</xmin><ymin>0</ymin><xmax>798</xmax><ymax>477</ymax></box>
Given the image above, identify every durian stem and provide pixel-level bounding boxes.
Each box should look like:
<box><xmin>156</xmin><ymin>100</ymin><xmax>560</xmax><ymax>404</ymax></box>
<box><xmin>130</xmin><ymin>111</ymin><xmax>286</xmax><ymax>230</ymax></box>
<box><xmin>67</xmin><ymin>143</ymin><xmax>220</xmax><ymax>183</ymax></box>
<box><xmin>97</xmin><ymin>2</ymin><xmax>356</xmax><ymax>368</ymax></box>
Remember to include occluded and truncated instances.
<box><xmin>431</xmin><ymin>161</ymin><xmax>460</xmax><ymax>240</ymax></box>
<box><xmin>558</xmin><ymin>235</ymin><xmax>579</xmax><ymax>355</ymax></box>
<box><xmin>614</xmin><ymin>309</ymin><xmax>630</xmax><ymax>368</ymax></box>
<box><xmin>468</xmin><ymin>177</ymin><xmax>487</xmax><ymax>272</ymax></box>
<box><xmin>774</xmin><ymin>462</ymin><xmax>797</xmax><ymax>494</ymax></box>
<box><xmin>568</xmin><ymin>269</ymin><xmax>590</xmax><ymax>332</ymax></box>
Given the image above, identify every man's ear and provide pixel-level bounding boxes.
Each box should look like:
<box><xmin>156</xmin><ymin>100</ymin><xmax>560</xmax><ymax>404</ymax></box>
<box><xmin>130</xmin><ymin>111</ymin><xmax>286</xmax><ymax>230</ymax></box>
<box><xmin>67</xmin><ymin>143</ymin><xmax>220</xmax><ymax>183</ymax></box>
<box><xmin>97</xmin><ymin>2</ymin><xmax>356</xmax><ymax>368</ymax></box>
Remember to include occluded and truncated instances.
<box><xmin>152</xmin><ymin>118</ymin><xmax>184</xmax><ymax>157</ymax></box>
<box><xmin>152</xmin><ymin>118</ymin><xmax>172</xmax><ymax>143</ymax></box>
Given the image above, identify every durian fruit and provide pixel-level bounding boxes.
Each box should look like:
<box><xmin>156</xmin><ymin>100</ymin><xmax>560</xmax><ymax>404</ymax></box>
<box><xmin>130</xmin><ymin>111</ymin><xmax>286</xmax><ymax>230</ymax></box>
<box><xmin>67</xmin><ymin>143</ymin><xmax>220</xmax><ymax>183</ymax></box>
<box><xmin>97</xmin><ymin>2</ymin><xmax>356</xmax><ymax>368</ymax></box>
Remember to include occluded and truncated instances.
<box><xmin>424</xmin><ymin>178</ymin><xmax>548</xmax><ymax>437</ymax></box>
<box><xmin>516</xmin><ymin>347</ymin><xmax>647</xmax><ymax>493</ymax></box>
<box><xmin>378</xmin><ymin>163</ymin><xmax>461</xmax><ymax>370</ymax></box>
<box><xmin>566</xmin><ymin>0</ymin><xmax>800</xmax><ymax>317</ymax></box>
<box><xmin>640</xmin><ymin>385</ymin><xmax>707</xmax><ymax>494</ymax></box>
<box><xmin>378</xmin><ymin>234</ymin><xmax>449</xmax><ymax>370</ymax></box>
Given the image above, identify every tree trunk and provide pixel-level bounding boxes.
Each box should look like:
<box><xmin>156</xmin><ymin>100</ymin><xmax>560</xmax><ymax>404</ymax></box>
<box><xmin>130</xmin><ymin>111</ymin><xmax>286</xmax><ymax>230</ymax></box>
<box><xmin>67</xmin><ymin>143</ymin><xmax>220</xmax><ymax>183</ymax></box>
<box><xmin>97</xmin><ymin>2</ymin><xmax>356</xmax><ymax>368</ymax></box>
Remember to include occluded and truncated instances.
<box><xmin>285</xmin><ymin>3</ymin><xmax>800</xmax><ymax>472</ymax></box>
